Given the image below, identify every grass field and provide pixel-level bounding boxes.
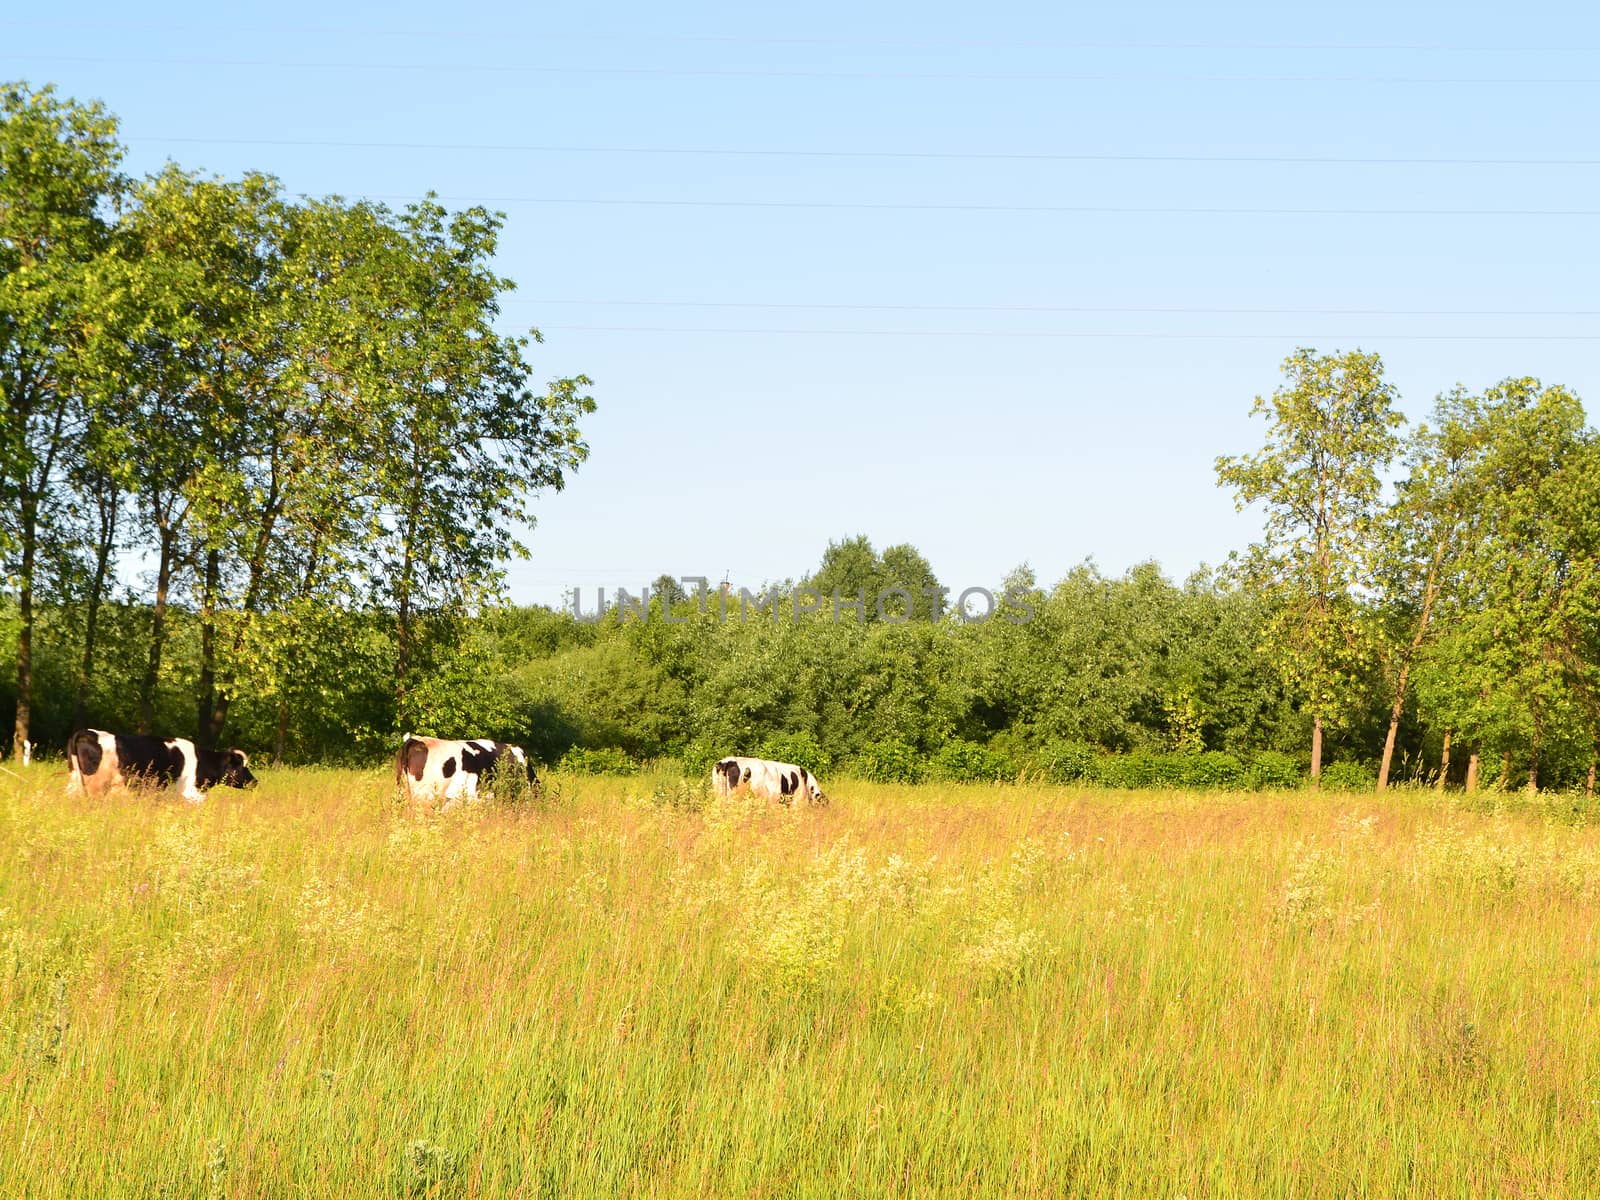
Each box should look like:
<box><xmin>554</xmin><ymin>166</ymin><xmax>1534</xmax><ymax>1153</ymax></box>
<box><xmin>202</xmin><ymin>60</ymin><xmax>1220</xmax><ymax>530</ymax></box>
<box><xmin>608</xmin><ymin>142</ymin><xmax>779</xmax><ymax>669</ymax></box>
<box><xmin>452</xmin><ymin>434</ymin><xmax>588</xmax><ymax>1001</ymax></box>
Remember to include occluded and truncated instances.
<box><xmin>2</xmin><ymin>763</ymin><xmax>1599</xmax><ymax>1198</ymax></box>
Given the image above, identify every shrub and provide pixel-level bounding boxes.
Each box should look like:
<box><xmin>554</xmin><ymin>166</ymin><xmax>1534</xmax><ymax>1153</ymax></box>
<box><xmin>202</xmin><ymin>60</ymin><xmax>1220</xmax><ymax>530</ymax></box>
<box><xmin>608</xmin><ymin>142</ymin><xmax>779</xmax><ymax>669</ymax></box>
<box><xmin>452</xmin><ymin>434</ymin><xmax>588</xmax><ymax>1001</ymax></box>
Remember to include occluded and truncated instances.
<box><xmin>1248</xmin><ymin>750</ymin><xmax>1303</xmax><ymax>790</ymax></box>
<box><xmin>928</xmin><ymin>739</ymin><xmax>1012</xmax><ymax>784</ymax></box>
<box><xmin>1320</xmin><ymin>760</ymin><xmax>1377</xmax><ymax>792</ymax></box>
<box><xmin>1035</xmin><ymin>740</ymin><xmax>1098</xmax><ymax>784</ymax></box>
<box><xmin>756</xmin><ymin>731</ymin><xmax>832</xmax><ymax>775</ymax></box>
<box><xmin>557</xmin><ymin>746</ymin><xmax>638</xmax><ymax>776</ymax></box>
<box><xmin>680</xmin><ymin>739</ymin><xmax>724</xmax><ymax>780</ymax></box>
<box><xmin>853</xmin><ymin>739</ymin><xmax>923</xmax><ymax>784</ymax></box>
<box><xmin>484</xmin><ymin>754</ymin><xmax>541</xmax><ymax>806</ymax></box>
<box><xmin>1178</xmin><ymin>751</ymin><xmax>1246</xmax><ymax>791</ymax></box>
<box><xmin>1090</xmin><ymin>751</ymin><xmax>1163</xmax><ymax>789</ymax></box>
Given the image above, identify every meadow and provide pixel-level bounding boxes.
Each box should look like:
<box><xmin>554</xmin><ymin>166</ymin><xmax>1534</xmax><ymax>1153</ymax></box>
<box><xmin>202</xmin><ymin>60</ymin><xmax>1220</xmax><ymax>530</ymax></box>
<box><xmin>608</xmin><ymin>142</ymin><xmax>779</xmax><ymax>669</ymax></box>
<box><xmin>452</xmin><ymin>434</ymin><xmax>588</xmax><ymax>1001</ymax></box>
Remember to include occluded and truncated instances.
<box><xmin>2</xmin><ymin>764</ymin><xmax>1599</xmax><ymax>1198</ymax></box>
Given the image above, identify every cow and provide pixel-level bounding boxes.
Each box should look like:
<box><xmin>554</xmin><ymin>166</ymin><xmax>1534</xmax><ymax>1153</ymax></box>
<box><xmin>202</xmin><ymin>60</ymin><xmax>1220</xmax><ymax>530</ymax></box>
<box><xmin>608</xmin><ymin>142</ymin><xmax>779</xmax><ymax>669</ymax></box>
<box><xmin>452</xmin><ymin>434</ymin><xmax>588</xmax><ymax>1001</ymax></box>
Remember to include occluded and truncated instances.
<box><xmin>396</xmin><ymin>734</ymin><xmax>538</xmax><ymax>807</ymax></box>
<box><xmin>712</xmin><ymin>756</ymin><xmax>827</xmax><ymax>806</ymax></box>
<box><xmin>65</xmin><ymin>729</ymin><xmax>257</xmax><ymax>804</ymax></box>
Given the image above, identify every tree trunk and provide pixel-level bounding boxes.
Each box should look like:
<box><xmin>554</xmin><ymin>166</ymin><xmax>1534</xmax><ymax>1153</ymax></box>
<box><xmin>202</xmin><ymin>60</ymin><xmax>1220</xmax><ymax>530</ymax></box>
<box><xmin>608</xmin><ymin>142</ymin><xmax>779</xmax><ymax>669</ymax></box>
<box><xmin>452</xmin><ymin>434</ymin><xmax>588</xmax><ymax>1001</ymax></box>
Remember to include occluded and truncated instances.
<box><xmin>1587</xmin><ymin>760</ymin><xmax>1595</xmax><ymax>798</ymax></box>
<box><xmin>1310</xmin><ymin>715</ymin><xmax>1324</xmax><ymax>786</ymax></box>
<box><xmin>1526</xmin><ymin>738</ymin><xmax>1540</xmax><ymax>794</ymax></box>
<box><xmin>1377</xmin><ymin>661</ymin><xmax>1411</xmax><ymax>791</ymax></box>
<box><xmin>207</xmin><ymin>484</ymin><xmax>283</xmax><ymax>750</ymax></box>
<box><xmin>275</xmin><ymin>698</ymin><xmax>290</xmax><ymax>765</ymax></box>
<box><xmin>139</xmin><ymin>529</ymin><xmax>176</xmax><ymax>735</ymax></box>
<box><xmin>12</xmin><ymin>514</ymin><xmax>35</xmax><ymax>760</ymax></box>
<box><xmin>196</xmin><ymin>549</ymin><xmax>220</xmax><ymax>749</ymax></box>
<box><xmin>1436</xmin><ymin>729</ymin><xmax>1452</xmax><ymax>790</ymax></box>
<box><xmin>394</xmin><ymin>483</ymin><xmax>421</xmax><ymax>703</ymax></box>
<box><xmin>207</xmin><ymin>691</ymin><xmax>233</xmax><ymax>748</ymax></box>
<box><xmin>73</xmin><ymin>488</ymin><xmax>119</xmax><ymax>731</ymax></box>
<box><xmin>1377</xmin><ymin>557</ymin><xmax>1445</xmax><ymax>792</ymax></box>
<box><xmin>1498</xmin><ymin>751</ymin><xmax>1512</xmax><ymax>791</ymax></box>
<box><xmin>1465</xmin><ymin>752</ymin><xmax>1479</xmax><ymax>793</ymax></box>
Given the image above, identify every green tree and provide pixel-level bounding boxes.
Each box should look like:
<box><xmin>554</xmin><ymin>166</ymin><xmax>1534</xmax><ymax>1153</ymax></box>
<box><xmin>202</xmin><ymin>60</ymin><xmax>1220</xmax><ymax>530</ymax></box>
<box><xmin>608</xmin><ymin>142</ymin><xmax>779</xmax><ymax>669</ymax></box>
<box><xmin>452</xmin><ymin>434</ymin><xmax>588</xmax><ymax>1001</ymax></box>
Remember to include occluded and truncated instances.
<box><xmin>808</xmin><ymin>535</ymin><xmax>881</xmax><ymax>616</ymax></box>
<box><xmin>0</xmin><ymin>81</ymin><xmax>125</xmax><ymax>755</ymax></box>
<box><xmin>806</xmin><ymin>535</ymin><xmax>944</xmax><ymax>621</ymax></box>
<box><xmin>102</xmin><ymin>167</ymin><xmax>279</xmax><ymax>732</ymax></box>
<box><xmin>1373</xmin><ymin>388</ymin><xmax>1497</xmax><ymax>789</ymax></box>
<box><xmin>368</xmin><ymin>198</ymin><xmax>593</xmax><ymax>703</ymax></box>
<box><xmin>1417</xmin><ymin>381</ymin><xmax>1599</xmax><ymax>791</ymax></box>
<box><xmin>1216</xmin><ymin>348</ymin><xmax>1404</xmax><ymax>784</ymax></box>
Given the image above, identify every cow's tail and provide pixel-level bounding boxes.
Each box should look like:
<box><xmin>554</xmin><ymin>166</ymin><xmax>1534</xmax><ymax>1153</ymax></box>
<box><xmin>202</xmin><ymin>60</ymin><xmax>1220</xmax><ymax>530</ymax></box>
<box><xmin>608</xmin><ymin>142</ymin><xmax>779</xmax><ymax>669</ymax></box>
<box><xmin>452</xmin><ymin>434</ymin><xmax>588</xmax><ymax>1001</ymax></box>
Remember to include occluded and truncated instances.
<box><xmin>395</xmin><ymin>737</ymin><xmax>413</xmax><ymax>787</ymax></box>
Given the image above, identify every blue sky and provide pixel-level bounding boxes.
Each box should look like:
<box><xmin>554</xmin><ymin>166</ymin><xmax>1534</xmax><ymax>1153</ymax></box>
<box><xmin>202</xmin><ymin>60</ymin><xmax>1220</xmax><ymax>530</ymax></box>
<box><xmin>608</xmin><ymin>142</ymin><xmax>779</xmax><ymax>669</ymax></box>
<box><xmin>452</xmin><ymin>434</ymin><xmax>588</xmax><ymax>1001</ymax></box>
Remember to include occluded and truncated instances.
<box><xmin>6</xmin><ymin>2</ymin><xmax>1597</xmax><ymax>607</ymax></box>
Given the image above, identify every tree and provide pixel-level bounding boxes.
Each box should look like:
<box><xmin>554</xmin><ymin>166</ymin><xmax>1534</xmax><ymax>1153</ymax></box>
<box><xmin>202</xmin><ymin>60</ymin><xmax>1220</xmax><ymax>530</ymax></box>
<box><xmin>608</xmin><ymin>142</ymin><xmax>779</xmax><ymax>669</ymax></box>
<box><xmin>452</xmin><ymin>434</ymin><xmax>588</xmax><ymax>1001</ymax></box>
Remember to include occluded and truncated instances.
<box><xmin>1216</xmin><ymin>348</ymin><xmax>1404</xmax><ymax>783</ymax></box>
<box><xmin>63</xmin><ymin>412</ymin><xmax>126</xmax><ymax>730</ymax></box>
<box><xmin>1373</xmin><ymin>388</ymin><xmax>1496</xmax><ymax>789</ymax></box>
<box><xmin>806</xmin><ymin>535</ymin><xmax>945</xmax><ymax>621</ymax></box>
<box><xmin>1417</xmin><ymin>381</ymin><xmax>1600</xmax><ymax>791</ymax></box>
<box><xmin>102</xmin><ymin>167</ymin><xmax>279</xmax><ymax>733</ymax></box>
<box><xmin>0</xmin><ymin>81</ymin><xmax>124</xmax><ymax>755</ymax></box>
<box><xmin>366</xmin><ymin>198</ymin><xmax>593</xmax><ymax>702</ymax></box>
<box><xmin>880</xmin><ymin>543</ymin><xmax>944</xmax><ymax>621</ymax></box>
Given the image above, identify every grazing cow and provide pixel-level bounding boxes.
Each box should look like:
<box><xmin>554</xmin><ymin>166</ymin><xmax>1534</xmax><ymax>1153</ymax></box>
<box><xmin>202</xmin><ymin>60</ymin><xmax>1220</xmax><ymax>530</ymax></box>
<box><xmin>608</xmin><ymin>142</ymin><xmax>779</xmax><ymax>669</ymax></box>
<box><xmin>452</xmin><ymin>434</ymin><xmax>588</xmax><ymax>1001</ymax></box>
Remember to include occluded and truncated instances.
<box><xmin>712</xmin><ymin>756</ymin><xmax>827</xmax><ymax>805</ymax></box>
<box><xmin>65</xmin><ymin>729</ymin><xmax>257</xmax><ymax>804</ymax></box>
<box><xmin>396</xmin><ymin>734</ymin><xmax>537</xmax><ymax>806</ymax></box>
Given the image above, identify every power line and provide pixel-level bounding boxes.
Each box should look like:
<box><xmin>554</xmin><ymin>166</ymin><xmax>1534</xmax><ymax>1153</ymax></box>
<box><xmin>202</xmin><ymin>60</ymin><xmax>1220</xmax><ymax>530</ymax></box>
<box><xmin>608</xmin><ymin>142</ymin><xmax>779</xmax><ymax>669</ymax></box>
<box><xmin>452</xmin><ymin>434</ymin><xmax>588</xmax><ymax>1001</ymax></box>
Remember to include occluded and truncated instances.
<box><xmin>126</xmin><ymin>136</ymin><xmax>1600</xmax><ymax>168</ymax></box>
<box><xmin>3</xmin><ymin>19</ymin><xmax>1594</xmax><ymax>53</ymax></box>
<box><xmin>540</xmin><ymin>325</ymin><xmax>1600</xmax><ymax>341</ymax></box>
<box><xmin>350</xmin><ymin>193</ymin><xmax>1600</xmax><ymax>217</ymax></box>
<box><xmin>7</xmin><ymin>54</ymin><xmax>1599</xmax><ymax>84</ymax></box>
<box><xmin>513</xmin><ymin>299</ymin><xmax>1600</xmax><ymax>318</ymax></box>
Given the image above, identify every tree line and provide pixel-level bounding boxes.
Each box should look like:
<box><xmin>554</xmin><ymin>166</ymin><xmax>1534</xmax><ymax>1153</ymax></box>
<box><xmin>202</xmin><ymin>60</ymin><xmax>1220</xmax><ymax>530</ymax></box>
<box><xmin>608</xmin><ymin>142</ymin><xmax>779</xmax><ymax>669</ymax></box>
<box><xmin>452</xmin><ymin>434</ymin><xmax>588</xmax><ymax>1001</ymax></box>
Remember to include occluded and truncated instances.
<box><xmin>1218</xmin><ymin>349</ymin><xmax>1600</xmax><ymax>793</ymax></box>
<box><xmin>0</xmin><ymin>81</ymin><xmax>595</xmax><ymax>758</ymax></box>
<box><xmin>6</xmin><ymin>82</ymin><xmax>1599</xmax><ymax>791</ymax></box>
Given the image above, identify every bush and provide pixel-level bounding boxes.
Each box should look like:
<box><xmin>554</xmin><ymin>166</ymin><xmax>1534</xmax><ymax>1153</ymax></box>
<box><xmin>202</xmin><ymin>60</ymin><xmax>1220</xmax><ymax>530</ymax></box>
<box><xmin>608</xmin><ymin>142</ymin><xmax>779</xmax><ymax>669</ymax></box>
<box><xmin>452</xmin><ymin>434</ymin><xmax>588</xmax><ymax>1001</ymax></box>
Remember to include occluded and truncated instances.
<box><xmin>557</xmin><ymin>746</ymin><xmax>638</xmax><ymax>776</ymax></box>
<box><xmin>485</xmin><ymin>754</ymin><xmax>542</xmax><ymax>805</ymax></box>
<box><xmin>928</xmin><ymin>739</ymin><xmax>1012</xmax><ymax>783</ymax></box>
<box><xmin>1319</xmin><ymin>760</ymin><xmax>1376</xmax><ymax>792</ymax></box>
<box><xmin>756</xmin><ymin>731</ymin><xmax>832</xmax><ymax>775</ymax></box>
<box><xmin>853</xmin><ymin>739</ymin><xmax>923</xmax><ymax>784</ymax></box>
<box><xmin>1248</xmin><ymin>750</ymin><xmax>1303</xmax><ymax>790</ymax></box>
<box><xmin>1089</xmin><ymin>750</ymin><xmax>1166</xmax><ymax>789</ymax></box>
<box><xmin>1178</xmin><ymin>751</ymin><xmax>1246</xmax><ymax>790</ymax></box>
<box><xmin>1035</xmin><ymin>740</ymin><xmax>1098</xmax><ymax>784</ymax></box>
<box><xmin>680</xmin><ymin>739</ymin><xmax>724</xmax><ymax>781</ymax></box>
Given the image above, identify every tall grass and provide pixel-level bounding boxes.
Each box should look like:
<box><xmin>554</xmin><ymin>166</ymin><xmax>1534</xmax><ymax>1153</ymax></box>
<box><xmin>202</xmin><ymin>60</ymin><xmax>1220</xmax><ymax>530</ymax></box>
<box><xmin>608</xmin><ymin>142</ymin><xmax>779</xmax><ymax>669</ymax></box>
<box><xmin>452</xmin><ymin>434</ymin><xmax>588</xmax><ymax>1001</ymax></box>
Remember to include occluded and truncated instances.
<box><xmin>2</xmin><ymin>763</ymin><xmax>1598</xmax><ymax>1197</ymax></box>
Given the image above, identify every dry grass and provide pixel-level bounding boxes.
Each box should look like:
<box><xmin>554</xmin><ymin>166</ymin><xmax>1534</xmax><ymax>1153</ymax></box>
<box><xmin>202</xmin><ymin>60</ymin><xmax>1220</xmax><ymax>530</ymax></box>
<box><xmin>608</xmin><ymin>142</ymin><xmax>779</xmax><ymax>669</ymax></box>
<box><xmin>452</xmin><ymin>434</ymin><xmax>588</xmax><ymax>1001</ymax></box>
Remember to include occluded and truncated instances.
<box><xmin>2</xmin><ymin>762</ymin><xmax>1598</xmax><ymax>1197</ymax></box>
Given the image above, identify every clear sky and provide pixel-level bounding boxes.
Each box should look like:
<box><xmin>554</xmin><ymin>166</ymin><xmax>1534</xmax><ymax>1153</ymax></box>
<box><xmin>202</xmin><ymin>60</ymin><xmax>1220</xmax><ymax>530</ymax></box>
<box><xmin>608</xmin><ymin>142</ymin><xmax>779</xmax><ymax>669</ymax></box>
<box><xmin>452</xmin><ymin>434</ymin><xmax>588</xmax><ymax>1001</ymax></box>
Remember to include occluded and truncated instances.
<box><xmin>5</xmin><ymin>2</ymin><xmax>1598</xmax><ymax>608</ymax></box>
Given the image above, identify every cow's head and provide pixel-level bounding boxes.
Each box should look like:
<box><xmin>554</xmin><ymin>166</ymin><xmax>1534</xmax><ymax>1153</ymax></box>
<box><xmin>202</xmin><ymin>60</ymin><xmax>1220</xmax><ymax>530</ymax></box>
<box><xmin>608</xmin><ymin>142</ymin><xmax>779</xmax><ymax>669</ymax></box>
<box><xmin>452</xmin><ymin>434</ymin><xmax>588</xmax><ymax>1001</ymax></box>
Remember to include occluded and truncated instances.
<box><xmin>222</xmin><ymin>749</ymin><xmax>258</xmax><ymax>789</ymax></box>
<box><xmin>510</xmin><ymin>745</ymin><xmax>538</xmax><ymax>786</ymax></box>
<box><xmin>807</xmin><ymin>774</ymin><xmax>828</xmax><ymax>806</ymax></box>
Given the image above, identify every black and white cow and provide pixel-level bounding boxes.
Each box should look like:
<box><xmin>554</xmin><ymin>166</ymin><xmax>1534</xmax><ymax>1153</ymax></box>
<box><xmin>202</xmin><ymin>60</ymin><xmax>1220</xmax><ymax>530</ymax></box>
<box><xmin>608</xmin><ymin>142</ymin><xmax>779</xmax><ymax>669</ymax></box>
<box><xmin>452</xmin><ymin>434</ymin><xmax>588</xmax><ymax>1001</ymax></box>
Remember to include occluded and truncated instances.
<box><xmin>712</xmin><ymin>756</ymin><xmax>828</xmax><ymax>805</ymax></box>
<box><xmin>396</xmin><ymin>734</ymin><xmax>538</xmax><ymax>806</ymax></box>
<box><xmin>65</xmin><ymin>729</ymin><xmax>257</xmax><ymax>804</ymax></box>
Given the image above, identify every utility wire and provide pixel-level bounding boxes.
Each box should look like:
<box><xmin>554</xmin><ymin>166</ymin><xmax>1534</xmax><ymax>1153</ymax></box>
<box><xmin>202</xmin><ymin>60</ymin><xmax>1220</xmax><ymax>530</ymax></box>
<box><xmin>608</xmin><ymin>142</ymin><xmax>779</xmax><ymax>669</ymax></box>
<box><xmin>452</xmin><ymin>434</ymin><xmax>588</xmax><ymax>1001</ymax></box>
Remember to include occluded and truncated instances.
<box><xmin>347</xmin><ymin>193</ymin><xmax>1600</xmax><ymax>216</ymax></box>
<box><xmin>2</xmin><ymin>19</ymin><xmax>1594</xmax><ymax>53</ymax></box>
<box><xmin>7</xmin><ymin>54</ymin><xmax>1599</xmax><ymax>83</ymax></box>
<box><xmin>539</xmin><ymin>326</ymin><xmax>1600</xmax><ymax>341</ymax></box>
<box><xmin>512</xmin><ymin>299</ymin><xmax>1600</xmax><ymax>317</ymax></box>
<box><xmin>125</xmin><ymin>136</ymin><xmax>1600</xmax><ymax>167</ymax></box>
